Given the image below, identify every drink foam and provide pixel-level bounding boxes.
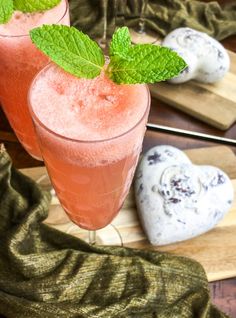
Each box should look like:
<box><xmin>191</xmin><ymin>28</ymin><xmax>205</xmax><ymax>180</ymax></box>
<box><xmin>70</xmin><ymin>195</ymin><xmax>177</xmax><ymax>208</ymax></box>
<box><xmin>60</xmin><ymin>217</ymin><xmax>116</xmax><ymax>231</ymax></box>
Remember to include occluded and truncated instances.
<box><xmin>31</xmin><ymin>64</ymin><xmax>149</xmax><ymax>141</ymax></box>
<box><xmin>0</xmin><ymin>0</ymin><xmax>67</xmax><ymax>36</ymax></box>
<box><xmin>30</xmin><ymin>64</ymin><xmax>150</xmax><ymax>166</ymax></box>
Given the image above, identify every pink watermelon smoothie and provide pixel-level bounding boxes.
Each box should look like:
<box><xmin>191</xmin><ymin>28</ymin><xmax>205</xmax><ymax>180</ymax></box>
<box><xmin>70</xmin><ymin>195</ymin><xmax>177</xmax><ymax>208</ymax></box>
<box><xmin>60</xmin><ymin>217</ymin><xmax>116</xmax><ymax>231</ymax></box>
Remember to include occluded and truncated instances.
<box><xmin>0</xmin><ymin>0</ymin><xmax>69</xmax><ymax>159</ymax></box>
<box><xmin>29</xmin><ymin>64</ymin><xmax>150</xmax><ymax>230</ymax></box>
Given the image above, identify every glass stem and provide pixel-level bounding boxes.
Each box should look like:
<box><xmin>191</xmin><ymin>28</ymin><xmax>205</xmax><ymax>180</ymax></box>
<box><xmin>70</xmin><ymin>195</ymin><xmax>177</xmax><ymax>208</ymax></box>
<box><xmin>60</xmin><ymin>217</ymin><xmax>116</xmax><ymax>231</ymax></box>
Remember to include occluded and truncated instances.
<box><xmin>138</xmin><ymin>0</ymin><xmax>149</xmax><ymax>34</ymax></box>
<box><xmin>114</xmin><ymin>0</ymin><xmax>127</xmax><ymax>28</ymax></box>
<box><xmin>88</xmin><ymin>231</ymin><xmax>96</xmax><ymax>245</ymax></box>
<box><xmin>100</xmin><ymin>0</ymin><xmax>108</xmax><ymax>49</ymax></box>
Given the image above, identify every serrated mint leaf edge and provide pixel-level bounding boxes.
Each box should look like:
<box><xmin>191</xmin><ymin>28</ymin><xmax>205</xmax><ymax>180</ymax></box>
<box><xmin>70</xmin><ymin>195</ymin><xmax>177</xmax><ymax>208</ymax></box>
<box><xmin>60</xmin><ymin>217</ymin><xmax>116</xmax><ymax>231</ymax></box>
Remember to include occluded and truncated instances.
<box><xmin>13</xmin><ymin>0</ymin><xmax>61</xmax><ymax>13</ymax></box>
<box><xmin>106</xmin><ymin>45</ymin><xmax>188</xmax><ymax>84</ymax></box>
<box><xmin>0</xmin><ymin>0</ymin><xmax>14</xmax><ymax>24</ymax></box>
<box><xmin>109</xmin><ymin>26</ymin><xmax>133</xmax><ymax>60</ymax></box>
<box><xmin>30</xmin><ymin>25</ymin><xmax>105</xmax><ymax>79</ymax></box>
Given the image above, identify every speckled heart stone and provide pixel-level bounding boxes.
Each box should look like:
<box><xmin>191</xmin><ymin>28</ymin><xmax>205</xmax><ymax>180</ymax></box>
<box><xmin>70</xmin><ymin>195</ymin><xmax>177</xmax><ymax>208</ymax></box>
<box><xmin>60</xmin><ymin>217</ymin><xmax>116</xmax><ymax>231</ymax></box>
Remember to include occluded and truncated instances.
<box><xmin>134</xmin><ymin>146</ymin><xmax>234</xmax><ymax>246</ymax></box>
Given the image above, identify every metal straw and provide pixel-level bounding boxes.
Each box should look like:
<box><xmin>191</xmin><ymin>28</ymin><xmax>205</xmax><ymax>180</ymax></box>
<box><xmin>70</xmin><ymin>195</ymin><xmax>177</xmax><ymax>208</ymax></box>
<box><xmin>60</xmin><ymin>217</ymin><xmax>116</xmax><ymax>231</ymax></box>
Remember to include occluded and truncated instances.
<box><xmin>147</xmin><ymin>123</ymin><xmax>236</xmax><ymax>146</ymax></box>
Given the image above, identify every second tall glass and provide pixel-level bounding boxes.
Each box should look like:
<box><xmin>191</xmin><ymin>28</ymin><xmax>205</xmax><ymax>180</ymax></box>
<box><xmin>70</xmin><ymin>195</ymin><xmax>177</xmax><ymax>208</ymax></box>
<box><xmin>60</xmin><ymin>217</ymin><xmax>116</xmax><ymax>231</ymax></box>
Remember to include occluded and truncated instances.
<box><xmin>0</xmin><ymin>0</ymin><xmax>70</xmax><ymax>160</ymax></box>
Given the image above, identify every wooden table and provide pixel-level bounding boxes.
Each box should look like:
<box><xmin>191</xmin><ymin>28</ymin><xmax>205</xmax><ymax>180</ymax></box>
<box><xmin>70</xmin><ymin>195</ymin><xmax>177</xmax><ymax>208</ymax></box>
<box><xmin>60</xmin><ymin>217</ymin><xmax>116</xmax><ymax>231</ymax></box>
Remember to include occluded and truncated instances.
<box><xmin>1</xmin><ymin>6</ymin><xmax>236</xmax><ymax>318</ymax></box>
<box><xmin>1</xmin><ymin>91</ymin><xmax>236</xmax><ymax>315</ymax></box>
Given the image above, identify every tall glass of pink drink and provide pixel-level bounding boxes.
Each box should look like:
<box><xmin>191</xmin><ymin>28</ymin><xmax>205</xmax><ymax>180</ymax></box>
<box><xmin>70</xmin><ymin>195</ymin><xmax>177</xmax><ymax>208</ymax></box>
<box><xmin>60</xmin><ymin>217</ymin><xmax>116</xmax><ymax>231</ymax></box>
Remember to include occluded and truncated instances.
<box><xmin>29</xmin><ymin>64</ymin><xmax>150</xmax><ymax>230</ymax></box>
<box><xmin>0</xmin><ymin>1</ymin><xmax>69</xmax><ymax>160</ymax></box>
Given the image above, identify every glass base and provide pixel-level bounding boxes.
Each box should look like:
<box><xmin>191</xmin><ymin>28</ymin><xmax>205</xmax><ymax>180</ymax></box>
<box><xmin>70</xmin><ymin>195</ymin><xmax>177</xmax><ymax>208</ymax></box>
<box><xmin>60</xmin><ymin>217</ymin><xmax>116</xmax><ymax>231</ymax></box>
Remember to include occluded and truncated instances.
<box><xmin>129</xmin><ymin>28</ymin><xmax>161</xmax><ymax>44</ymax></box>
<box><xmin>65</xmin><ymin>223</ymin><xmax>123</xmax><ymax>246</ymax></box>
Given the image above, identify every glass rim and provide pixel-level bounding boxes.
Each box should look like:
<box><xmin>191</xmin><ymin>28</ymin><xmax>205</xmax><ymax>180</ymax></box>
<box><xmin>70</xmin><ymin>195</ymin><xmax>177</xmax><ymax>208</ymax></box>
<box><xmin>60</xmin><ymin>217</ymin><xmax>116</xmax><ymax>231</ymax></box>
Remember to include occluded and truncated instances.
<box><xmin>0</xmin><ymin>0</ymin><xmax>69</xmax><ymax>38</ymax></box>
<box><xmin>28</xmin><ymin>63</ymin><xmax>151</xmax><ymax>144</ymax></box>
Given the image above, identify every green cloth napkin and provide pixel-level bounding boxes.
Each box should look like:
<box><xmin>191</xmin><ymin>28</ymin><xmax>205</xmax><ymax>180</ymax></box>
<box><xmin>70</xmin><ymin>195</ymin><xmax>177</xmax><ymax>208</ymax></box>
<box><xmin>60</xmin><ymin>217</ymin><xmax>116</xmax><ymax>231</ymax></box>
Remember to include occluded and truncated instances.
<box><xmin>0</xmin><ymin>145</ymin><xmax>230</xmax><ymax>317</ymax></box>
<box><xmin>69</xmin><ymin>0</ymin><xmax>236</xmax><ymax>41</ymax></box>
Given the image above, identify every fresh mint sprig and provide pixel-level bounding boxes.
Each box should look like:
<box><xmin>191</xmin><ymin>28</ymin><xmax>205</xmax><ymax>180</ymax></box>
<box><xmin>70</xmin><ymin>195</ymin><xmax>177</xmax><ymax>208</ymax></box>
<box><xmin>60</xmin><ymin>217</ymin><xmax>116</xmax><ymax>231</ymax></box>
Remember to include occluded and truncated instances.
<box><xmin>107</xmin><ymin>46</ymin><xmax>186</xmax><ymax>84</ymax></box>
<box><xmin>30</xmin><ymin>25</ymin><xmax>105</xmax><ymax>79</ymax></box>
<box><xmin>0</xmin><ymin>0</ymin><xmax>61</xmax><ymax>24</ymax></box>
<box><xmin>30</xmin><ymin>25</ymin><xmax>187</xmax><ymax>85</ymax></box>
<box><xmin>0</xmin><ymin>0</ymin><xmax>13</xmax><ymax>24</ymax></box>
<box><xmin>109</xmin><ymin>26</ymin><xmax>132</xmax><ymax>60</ymax></box>
<box><xmin>107</xmin><ymin>27</ymin><xmax>187</xmax><ymax>84</ymax></box>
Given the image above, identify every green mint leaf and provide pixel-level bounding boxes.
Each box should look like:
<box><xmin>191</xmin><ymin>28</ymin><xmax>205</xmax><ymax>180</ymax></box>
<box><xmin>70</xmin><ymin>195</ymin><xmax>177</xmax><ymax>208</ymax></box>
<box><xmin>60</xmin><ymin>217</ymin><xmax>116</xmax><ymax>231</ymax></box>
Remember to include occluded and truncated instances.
<box><xmin>0</xmin><ymin>0</ymin><xmax>13</xmax><ymax>24</ymax></box>
<box><xmin>106</xmin><ymin>44</ymin><xmax>187</xmax><ymax>84</ymax></box>
<box><xmin>30</xmin><ymin>25</ymin><xmax>105</xmax><ymax>79</ymax></box>
<box><xmin>14</xmin><ymin>0</ymin><xmax>61</xmax><ymax>13</ymax></box>
<box><xmin>109</xmin><ymin>26</ymin><xmax>132</xmax><ymax>60</ymax></box>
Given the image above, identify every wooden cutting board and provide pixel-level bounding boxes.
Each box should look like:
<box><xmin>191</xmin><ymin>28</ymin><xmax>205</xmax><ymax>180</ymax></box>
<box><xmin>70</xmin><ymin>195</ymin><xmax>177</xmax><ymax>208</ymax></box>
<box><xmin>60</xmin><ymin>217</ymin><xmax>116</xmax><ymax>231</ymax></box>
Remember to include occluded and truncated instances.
<box><xmin>21</xmin><ymin>146</ymin><xmax>236</xmax><ymax>282</ymax></box>
<box><xmin>149</xmin><ymin>50</ymin><xmax>236</xmax><ymax>130</ymax></box>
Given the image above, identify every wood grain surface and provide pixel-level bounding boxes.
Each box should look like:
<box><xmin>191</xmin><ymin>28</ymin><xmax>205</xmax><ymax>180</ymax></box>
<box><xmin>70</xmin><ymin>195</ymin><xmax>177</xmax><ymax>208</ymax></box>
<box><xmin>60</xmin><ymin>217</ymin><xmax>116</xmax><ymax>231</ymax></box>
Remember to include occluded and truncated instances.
<box><xmin>20</xmin><ymin>146</ymin><xmax>236</xmax><ymax>284</ymax></box>
<box><xmin>150</xmin><ymin>50</ymin><xmax>236</xmax><ymax>130</ymax></box>
<box><xmin>0</xmin><ymin>0</ymin><xmax>236</xmax><ymax>316</ymax></box>
<box><xmin>1</xmin><ymin>84</ymin><xmax>236</xmax><ymax>317</ymax></box>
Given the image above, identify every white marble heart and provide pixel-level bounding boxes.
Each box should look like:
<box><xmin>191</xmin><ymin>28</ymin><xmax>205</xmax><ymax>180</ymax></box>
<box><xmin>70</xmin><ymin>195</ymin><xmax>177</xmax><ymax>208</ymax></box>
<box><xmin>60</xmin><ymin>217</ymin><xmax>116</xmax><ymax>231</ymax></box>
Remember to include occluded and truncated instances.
<box><xmin>162</xmin><ymin>27</ymin><xmax>230</xmax><ymax>84</ymax></box>
<box><xmin>134</xmin><ymin>146</ymin><xmax>234</xmax><ymax>245</ymax></box>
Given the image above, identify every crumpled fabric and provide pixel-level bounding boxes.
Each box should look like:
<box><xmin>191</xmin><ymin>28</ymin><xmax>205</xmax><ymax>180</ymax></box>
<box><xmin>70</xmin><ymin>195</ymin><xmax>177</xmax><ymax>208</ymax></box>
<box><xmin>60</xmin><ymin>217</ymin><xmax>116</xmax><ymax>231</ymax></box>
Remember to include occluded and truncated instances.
<box><xmin>0</xmin><ymin>145</ymin><xmax>229</xmax><ymax>317</ymax></box>
<box><xmin>69</xmin><ymin>0</ymin><xmax>236</xmax><ymax>40</ymax></box>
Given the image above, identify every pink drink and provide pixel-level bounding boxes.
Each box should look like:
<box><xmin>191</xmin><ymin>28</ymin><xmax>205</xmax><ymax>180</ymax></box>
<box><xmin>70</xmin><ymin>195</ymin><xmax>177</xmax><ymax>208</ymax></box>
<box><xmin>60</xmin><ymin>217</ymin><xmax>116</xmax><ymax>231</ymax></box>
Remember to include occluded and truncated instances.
<box><xmin>29</xmin><ymin>64</ymin><xmax>150</xmax><ymax>230</ymax></box>
<box><xmin>0</xmin><ymin>1</ymin><xmax>69</xmax><ymax>160</ymax></box>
